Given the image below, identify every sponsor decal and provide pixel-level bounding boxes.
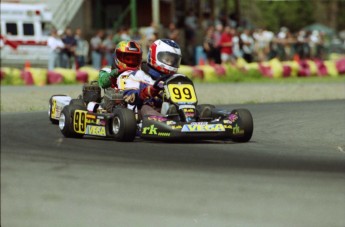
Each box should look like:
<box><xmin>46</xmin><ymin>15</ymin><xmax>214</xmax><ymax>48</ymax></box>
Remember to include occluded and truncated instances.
<box><xmin>224</xmin><ymin>125</ymin><xmax>233</xmax><ymax>129</ymax></box>
<box><xmin>191</xmin><ymin>122</ymin><xmax>207</xmax><ymax>125</ymax></box>
<box><xmin>147</xmin><ymin>116</ymin><xmax>168</xmax><ymax>122</ymax></box>
<box><xmin>86</xmin><ymin>125</ymin><xmax>106</xmax><ymax>136</ymax></box>
<box><xmin>183</xmin><ymin>108</ymin><xmax>195</xmax><ymax>113</ymax></box>
<box><xmin>232</xmin><ymin>124</ymin><xmax>244</xmax><ymax>135</ymax></box>
<box><xmin>142</xmin><ymin>125</ymin><xmax>158</xmax><ymax>135</ymax></box>
<box><xmin>86</xmin><ymin>118</ymin><xmax>97</xmax><ymax>124</ymax></box>
<box><xmin>142</xmin><ymin>125</ymin><xmax>170</xmax><ymax>137</ymax></box>
<box><xmin>158</xmin><ymin>132</ymin><xmax>170</xmax><ymax>137</ymax></box>
<box><xmin>229</xmin><ymin>114</ymin><xmax>238</xmax><ymax>123</ymax></box>
<box><xmin>166</xmin><ymin>121</ymin><xmax>176</xmax><ymax>126</ymax></box>
<box><xmin>181</xmin><ymin>124</ymin><xmax>225</xmax><ymax>132</ymax></box>
<box><xmin>171</xmin><ymin>125</ymin><xmax>182</xmax><ymax>129</ymax></box>
<box><xmin>96</xmin><ymin>119</ymin><xmax>106</xmax><ymax>126</ymax></box>
<box><xmin>86</xmin><ymin>114</ymin><xmax>96</xmax><ymax>119</ymax></box>
<box><xmin>97</xmin><ymin>116</ymin><xmax>105</xmax><ymax>120</ymax></box>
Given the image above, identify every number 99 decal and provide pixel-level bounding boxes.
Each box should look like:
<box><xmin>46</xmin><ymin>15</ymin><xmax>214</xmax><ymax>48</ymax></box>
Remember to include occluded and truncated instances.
<box><xmin>74</xmin><ymin>110</ymin><xmax>87</xmax><ymax>133</ymax></box>
<box><xmin>168</xmin><ymin>84</ymin><xmax>197</xmax><ymax>103</ymax></box>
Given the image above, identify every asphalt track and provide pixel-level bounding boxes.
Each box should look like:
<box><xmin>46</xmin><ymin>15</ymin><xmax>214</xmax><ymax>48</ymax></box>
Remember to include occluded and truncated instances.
<box><xmin>1</xmin><ymin>100</ymin><xmax>345</xmax><ymax>227</ymax></box>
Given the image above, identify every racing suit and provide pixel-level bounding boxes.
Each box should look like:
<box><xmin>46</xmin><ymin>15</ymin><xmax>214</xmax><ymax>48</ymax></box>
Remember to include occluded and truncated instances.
<box><xmin>98</xmin><ymin>67</ymin><xmax>119</xmax><ymax>89</ymax></box>
<box><xmin>97</xmin><ymin>67</ymin><xmax>136</xmax><ymax>112</ymax></box>
<box><xmin>123</xmin><ymin>63</ymin><xmax>167</xmax><ymax>116</ymax></box>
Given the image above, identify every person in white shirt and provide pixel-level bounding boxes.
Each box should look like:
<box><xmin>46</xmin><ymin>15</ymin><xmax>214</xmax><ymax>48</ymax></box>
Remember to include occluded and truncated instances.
<box><xmin>47</xmin><ymin>29</ymin><xmax>64</xmax><ymax>70</ymax></box>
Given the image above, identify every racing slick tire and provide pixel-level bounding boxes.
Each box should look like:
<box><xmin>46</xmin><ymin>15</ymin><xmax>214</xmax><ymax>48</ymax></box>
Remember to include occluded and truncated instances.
<box><xmin>59</xmin><ymin>104</ymin><xmax>86</xmax><ymax>138</ymax></box>
<box><xmin>112</xmin><ymin>108</ymin><xmax>137</xmax><ymax>142</ymax></box>
<box><xmin>231</xmin><ymin>108</ymin><xmax>254</xmax><ymax>143</ymax></box>
<box><xmin>48</xmin><ymin>95</ymin><xmax>67</xmax><ymax>124</ymax></box>
<box><xmin>69</xmin><ymin>98</ymin><xmax>85</xmax><ymax>107</ymax></box>
<box><xmin>196</xmin><ymin>104</ymin><xmax>216</xmax><ymax>119</ymax></box>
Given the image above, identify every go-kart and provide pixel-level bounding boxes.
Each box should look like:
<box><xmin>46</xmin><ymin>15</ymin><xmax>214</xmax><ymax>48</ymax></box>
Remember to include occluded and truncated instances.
<box><xmin>51</xmin><ymin>74</ymin><xmax>253</xmax><ymax>143</ymax></box>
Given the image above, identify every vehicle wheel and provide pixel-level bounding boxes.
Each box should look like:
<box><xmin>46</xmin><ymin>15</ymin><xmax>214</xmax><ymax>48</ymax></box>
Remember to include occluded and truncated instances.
<box><xmin>231</xmin><ymin>109</ymin><xmax>253</xmax><ymax>143</ymax></box>
<box><xmin>112</xmin><ymin>108</ymin><xmax>137</xmax><ymax>142</ymax></box>
<box><xmin>59</xmin><ymin>104</ymin><xmax>85</xmax><ymax>138</ymax></box>
<box><xmin>197</xmin><ymin>104</ymin><xmax>215</xmax><ymax>119</ymax></box>
<box><xmin>70</xmin><ymin>98</ymin><xmax>85</xmax><ymax>107</ymax></box>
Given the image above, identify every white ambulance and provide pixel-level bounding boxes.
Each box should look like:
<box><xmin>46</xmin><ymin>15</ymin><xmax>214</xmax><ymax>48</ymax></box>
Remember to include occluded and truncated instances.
<box><xmin>0</xmin><ymin>2</ymin><xmax>53</xmax><ymax>67</ymax></box>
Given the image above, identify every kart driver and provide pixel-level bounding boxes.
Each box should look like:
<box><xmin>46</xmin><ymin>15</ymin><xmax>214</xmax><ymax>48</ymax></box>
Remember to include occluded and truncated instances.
<box><xmin>95</xmin><ymin>40</ymin><xmax>142</xmax><ymax>112</ymax></box>
<box><xmin>122</xmin><ymin>39</ymin><xmax>182</xmax><ymax>117</ymax></box>
<box><xmin>98</xmin><ymin>40</ymin><xmax>142</xmax><ymax>89</ymax></box>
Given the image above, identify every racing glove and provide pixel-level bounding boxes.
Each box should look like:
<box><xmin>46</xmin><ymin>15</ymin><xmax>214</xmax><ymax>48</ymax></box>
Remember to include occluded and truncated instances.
<box><xmin>139</xmin><ymin>85</ymin><xmax>159</xmax><ymax>100</ymax></box>
<box><xmin>109</xmin><ymin>68</ymin><xmax>119</xmax><ymax>77</ymax></box>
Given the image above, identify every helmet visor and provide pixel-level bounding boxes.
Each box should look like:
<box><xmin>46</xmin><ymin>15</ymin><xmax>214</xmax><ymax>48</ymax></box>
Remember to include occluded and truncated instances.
<box><xmin>116</xmin><ymin>51</ymin><xmax>141</xmax><ymax>68</ymax></box>
<box><xmin>157</xmin><ymin>52</ymin><xmax>181</xmax><ymax>68</ymax></box>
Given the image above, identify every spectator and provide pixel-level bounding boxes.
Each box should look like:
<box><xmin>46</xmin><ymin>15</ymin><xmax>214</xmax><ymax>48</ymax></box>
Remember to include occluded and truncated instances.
<box><xmin>90</xmin><ymin>30</ymin><xmax>104</xmax><ymax>70</ymax></box>
<box><xmin>47</xmin><ymin>28</ymin><xmax>64</xmax><ymax>70</ymax></box>
<box><xmin>212</xmin><ymin>23</ymin><xmax>223</xmax><ymax>64</ymax></box>
<box><xmin>166</xmin><ymin>22</ymin><xmax>180</xmax><ymax>43</ymax></box>
<box><xmin>61</xmin><ymin>27</ymin><xmax>77</xmax><ymax>68</ymax></box>
<box><xmin>120</xmin><ymin>26</ymin><xmax>131</xmax><ymax>41</ymax></box>
<box><xmin>74</xmin><ymin>28</ymin><xmax>89</xmax><ymax>69</ymax></box>
<box><xmin>241</xmin><ymin>28</ymin><xmax>255</xmax><ymax>63</ymax></box>
<box><xmin>144</xmin><ymin>21</ymin><xmax>158</xmax><ymax>41</ymax></box>
<box><xmin>203</xmin><ymin>26</ymin><xmax>217</xmax><ymax>64</ymax></box>
<box><xmin>219</xmin><ymin>25</ymin><xmax>234</xmax><ymax>64</ymax></box>
<box><xmin>103</xmin><ymin>32</ymin><xmax>115</xmax><ymax>67</ymax></box>
<box><xmin>232</xmin><ymin>28</ymin><xmax>243</xmax><ymax>60</ymax></box>
<box><xmin>184</xmin><ymin>9</ymin><xmax>198</xmax><ymax>64</ymax></box>
<box><xmin>112</xmin><ymin>28</ymin><xmax>122</xmax><ymax>45</ymax></box>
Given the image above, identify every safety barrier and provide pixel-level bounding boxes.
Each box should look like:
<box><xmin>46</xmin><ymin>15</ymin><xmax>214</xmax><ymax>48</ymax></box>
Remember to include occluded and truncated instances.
<box><xmin>1</xmin><ymin>56</ymin><xmax>344</xmax><ymax>86</ymax></box>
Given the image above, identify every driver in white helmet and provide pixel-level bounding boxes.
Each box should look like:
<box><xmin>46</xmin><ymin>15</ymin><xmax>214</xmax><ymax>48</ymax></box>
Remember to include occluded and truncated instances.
<box><xmin>123</xmin><ymin>39</ymin><xmax>182</xmax><ymax>117</ymax></box>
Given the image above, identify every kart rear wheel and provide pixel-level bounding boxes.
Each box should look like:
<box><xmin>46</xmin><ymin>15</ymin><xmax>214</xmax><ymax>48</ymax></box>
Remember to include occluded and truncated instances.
<box><xmin>231</xmin><ymin>108</ymin><xmax>253</xmax><ymax>143</ymax></box>
<box><xmin>70</xmin><ymin>98</ymin><xmax>85</xmax><ymax>107</ymax></box>
<box><xmin>59</xmin><ymin>104</ymin><xmax>85</xmax><ymax>138</ymax></box>
<box><xmin>112</xmin><ymin>108</ymin><xmax>137</xmax><ymax>142</ymax></box>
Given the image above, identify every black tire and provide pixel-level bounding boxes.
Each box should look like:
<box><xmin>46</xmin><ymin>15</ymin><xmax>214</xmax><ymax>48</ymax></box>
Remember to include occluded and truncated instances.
<box><xmin>48</xmin><ymin>95</ymin><xmax>66</xmax><ymax>124</ymax></box>
<box><xmin>59</xmin><ymin>104</ymin><xmax>85</xmax><ymax>138</ymax></box>
<box><xmin>197</xmin><ymin>104</ymin><xmax>216</xmax><ymax>119</ymax></box>
<box><xmin>111</xmin><ymin>108</ymin><xmax>137</xmax><ymax>142</ymax></box>
<box><xmin>70</xmin><ymin>98</ymin><xmax>85</xmax><ymax>107</ymax></box>
<box><xmin>231</xmin><ymin>108</ymin><xmax>254</xmax><ymax>143</ymax></box>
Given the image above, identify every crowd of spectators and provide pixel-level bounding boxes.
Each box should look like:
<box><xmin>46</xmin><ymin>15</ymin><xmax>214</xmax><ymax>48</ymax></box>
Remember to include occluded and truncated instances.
<box><xmin>47</xmin><ymin>11</ymin><xmax>333</xmax><ymax>70</ymax></box>
<box><xmin>201</xmin><ymin>25</ymin><xmax>327</xmax><ymax>65</ymax></box>
<box><xmin>47</xmin><ymin>27</ymin><xmax>89</xmax><ymax>70</ymax></box>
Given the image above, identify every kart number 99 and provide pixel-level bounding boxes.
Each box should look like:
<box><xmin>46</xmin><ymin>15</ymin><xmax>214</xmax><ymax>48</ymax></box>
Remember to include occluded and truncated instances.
<box><xmin>74</xmin><ymin>110</ymin><xmax>86</xmax><ymax>133</ymax></box>
<box><xmin>168</xmin><ymin>84</ymin><xmax>197</xmax><ymax>103</ymax></box>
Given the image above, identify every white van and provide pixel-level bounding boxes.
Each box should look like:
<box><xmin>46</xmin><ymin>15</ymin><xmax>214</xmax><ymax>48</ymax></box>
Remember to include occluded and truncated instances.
<box><xmin>0</xmin><ymin>3</ymin><xmax>53</xmax><ymax>67</ymax></box>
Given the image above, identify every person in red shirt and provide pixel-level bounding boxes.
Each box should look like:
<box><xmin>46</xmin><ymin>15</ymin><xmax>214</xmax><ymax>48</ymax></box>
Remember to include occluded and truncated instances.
<box><xmin>219</xmin><ymin>25</ymin><xmax>235</xmax><ymax>64</ymax></box>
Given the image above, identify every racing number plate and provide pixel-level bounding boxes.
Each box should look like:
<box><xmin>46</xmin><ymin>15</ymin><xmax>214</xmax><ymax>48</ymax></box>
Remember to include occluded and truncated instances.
<box><xmin>168</xmin><ymin>84</ymin><xmax>197</xmax><ymax>103</ymax></box>
<box><xmin>74</xmin><ymin>110</ymin><xmax>87</xmax><ymax>133</ymax></box>
<box><xmin>51</xmin><ymin>99</ymin><xmax>57</xmax><ymax>118</ymax></box>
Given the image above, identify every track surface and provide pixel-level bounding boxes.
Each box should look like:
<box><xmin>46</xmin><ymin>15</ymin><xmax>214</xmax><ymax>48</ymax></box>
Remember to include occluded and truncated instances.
<box><xmin>1</xmin><ymin>100</ymin><xmax>345</xmax><ymax>227</ymax></box>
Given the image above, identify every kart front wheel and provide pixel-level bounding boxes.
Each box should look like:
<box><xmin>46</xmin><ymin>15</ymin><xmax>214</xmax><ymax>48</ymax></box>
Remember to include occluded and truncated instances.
<box><xmin>231</xmin><ymin>108</ymin><xmax>253</xmax><ymax>143</ymax></box>
<box><xmin>59</xmin><ymin>105</ymin><xmax>84</xmax><ymax>138</ymax></box>
<box><xmin>112</xmin><ymin>108</ymin><xmax>137</xmax><ymax>142</ymax></box>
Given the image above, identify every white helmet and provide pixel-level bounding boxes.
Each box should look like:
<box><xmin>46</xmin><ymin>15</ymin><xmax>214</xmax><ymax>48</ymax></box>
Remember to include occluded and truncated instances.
<box><xmin>148</xmin><ymin>39</ymin><xmax>182</xmax><ymax>75</ymax></box>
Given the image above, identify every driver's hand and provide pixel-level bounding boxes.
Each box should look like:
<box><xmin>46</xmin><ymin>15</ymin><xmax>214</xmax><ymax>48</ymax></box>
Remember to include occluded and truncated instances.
<box><xmin>155</xmin><ymin>81</ymin><xmax>164</xmax><ymax>90</ymax></box>
<box><xmin>139</xmin><ymin>85</ymin><xmax>159</xmax><ymax>100</ymax></box>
